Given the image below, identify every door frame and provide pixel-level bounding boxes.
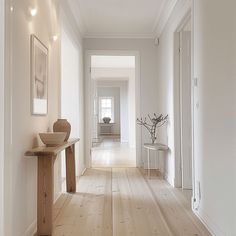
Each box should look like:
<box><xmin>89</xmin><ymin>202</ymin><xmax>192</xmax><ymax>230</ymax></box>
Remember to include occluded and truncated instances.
<box><xmin>173</xmin><ymin>10</ymin><xmax>194</xmax><ymax>191</ymax></box>
<box><xmin>2</xmin><ymin>0</ymin><xmax>14</xmax><ymax>235</ymax></box>
<box><xmin>0</xmin><ymin>0</ymin><xmax>4</xmax><ymax>234</ymax></box>
<box><xmin>85</xmin><ymin>50</ymin><xmax>141</xmax><ymax>168</ymax></box>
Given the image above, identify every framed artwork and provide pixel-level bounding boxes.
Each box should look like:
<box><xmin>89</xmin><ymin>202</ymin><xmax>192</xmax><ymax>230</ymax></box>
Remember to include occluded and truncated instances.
<box><xmin>31</xmin><ymin>35</ymin><xmax>48</xmax><ymax>115</ymax></box>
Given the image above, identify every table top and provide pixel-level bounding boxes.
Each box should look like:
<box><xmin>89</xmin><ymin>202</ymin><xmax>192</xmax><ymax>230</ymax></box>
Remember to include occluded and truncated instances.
<box><xmin>143</xmin><ymin>143</ymin><xmax>169</xmax><ymax>151</ymax></box>
<box><xmin>25</xmin><ymin>138</ymin><xmax>80</xmax><ymax>157</ymax></box>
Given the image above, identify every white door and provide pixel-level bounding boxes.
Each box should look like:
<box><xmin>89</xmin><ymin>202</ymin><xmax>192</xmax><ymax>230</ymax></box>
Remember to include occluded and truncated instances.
<box><xmin>180</xmin><ymin>31</ymin><xmax>192</xmax><ymax>189</ymax></box>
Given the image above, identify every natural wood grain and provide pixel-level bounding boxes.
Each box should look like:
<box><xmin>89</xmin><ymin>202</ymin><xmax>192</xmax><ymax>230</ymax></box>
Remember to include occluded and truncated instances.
<box><xmin>144</xmin><ymin>174</ymin><xmax>212</xmax><ymax>236</ymax></box>
<box><xmin>112</xmin><ymin>168</ymin><xmax>172</xmax><ymax>236</ymax></box>
<box><xmin>53</xmin><ymin>168</ymin><xmax>112</xmax><ymax>236</ymax></box>
<box><xmin>92</xmin><ymin>139</ymin><xmax>136</xmax><ymax>167</ymax></box>
<box><xmin>65</xmin><ymin>144</ymin><xmax>76</xmax><ymax>193</ymax></box>
<box><xmin>52</xmin><ymin>168</ymin><xmax>211</xmax><ymax>236</ymax></box>
<box><xmin>25</xmin><ymin>138</ymin><xmax>80</xmax><ymax>157</ymax></box>
<box><xmin>37</xmin><ymin>156</ymin><xmax>54</xmax><ymax>235</ymax></box>
<box><xmin>26</xmin><ymin>138</ymin><xmax>80</xmax><ymax>235</ymax></box>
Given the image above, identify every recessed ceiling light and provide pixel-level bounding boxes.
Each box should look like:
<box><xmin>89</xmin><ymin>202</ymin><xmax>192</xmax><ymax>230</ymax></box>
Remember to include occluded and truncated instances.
<box><xmin>52</xmin><ymin>35</ymin><xmax>58</xmax><ymax>41</ymax></box>
<box><xmin>29</xmin><ymin>7</ymin><xmax>37</xmax><ymax>17</ymax></box>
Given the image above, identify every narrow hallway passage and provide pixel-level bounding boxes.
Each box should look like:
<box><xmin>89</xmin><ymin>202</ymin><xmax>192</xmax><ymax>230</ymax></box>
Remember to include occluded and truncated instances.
<box><xmin>92</xmin><ymin>137</ymin><xmax>136</xmax><ymax>167</ymax></box>
<box><xmin>52</xmin><ymin>168</ymin><xmax>211</xmax><ymax>236</ymax></box>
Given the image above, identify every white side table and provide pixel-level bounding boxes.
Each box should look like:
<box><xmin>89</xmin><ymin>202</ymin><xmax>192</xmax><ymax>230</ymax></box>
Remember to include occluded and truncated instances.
<box><xmin>143</xmin><ymin>143</ymin><xmax>169</xmax><ymax>179</ymax></box>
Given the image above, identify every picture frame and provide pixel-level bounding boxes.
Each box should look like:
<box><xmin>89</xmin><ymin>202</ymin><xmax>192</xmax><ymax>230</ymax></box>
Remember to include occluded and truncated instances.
<box><xmin>31</xmin><ymin>35</ymin><xmax>48</xmax><ymax>115</ymax></box>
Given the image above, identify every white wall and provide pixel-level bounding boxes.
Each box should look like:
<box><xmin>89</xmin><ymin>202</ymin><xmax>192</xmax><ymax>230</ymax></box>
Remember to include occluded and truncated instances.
<box><xmin>127</xmin><ymin>69</ymin><xmax>136</xmax><ymax>148</ymax></box>
<box><xmin>156</xmin><ymin>0</ymin><xmax>236</xmax><ymax>235</ymax></box>
<box><xmin>155</xmin><ymin>0</ymin><xmax>191</xmax><ymax>185</ymax></box>
<box><xmin>97</xmin><ymin>86</ymin><xmax>121</xmax><ymax>135</ymax></box>
<box><xmin>84</xmin><ymin>40</ymin><xmax>158</xmax><ymax>166</ymax></box>
<box><xmin>4</xmin><ymin>0</ymin><xmax>60</xmax><ymax>235</ymax></box>
<box><xmin>193</xmin><ymin>0</ymin><xmax>236</xmax><ymax>235</ymax></box>
<box><xmin>120</xmin><ymin>82</ymin><xmax>129</xmax><ymax>143</ymax></box>
<box><xmin>0</xmin><ymin>0</ymin><xmax>4</xmax><ymax>234</ymax></box>
<box><xmin>61</xmin><ymin>0</ymin><xmax>85</xmax><ymax>177</ymax></box>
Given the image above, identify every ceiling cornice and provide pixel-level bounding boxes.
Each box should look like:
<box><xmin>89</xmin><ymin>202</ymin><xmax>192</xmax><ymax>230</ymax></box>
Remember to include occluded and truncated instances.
<box><xmin>63</xmin><ymin>0</ymin><xmax>87</xmax><ymax>36</ymax></box>
<box><xmin>83</xmin><ymin>33</ymin><xmax>155</xmax><ymax>39</ymax></box>
<box><xmin>152</xmin><ymin>0</ymin><xmax>178</xmax><ymax>38</ymax></box>
<box><xmin>63</xmin><ymin>0</ymin><xmax>179</xmax><ymax>39</ymax></box>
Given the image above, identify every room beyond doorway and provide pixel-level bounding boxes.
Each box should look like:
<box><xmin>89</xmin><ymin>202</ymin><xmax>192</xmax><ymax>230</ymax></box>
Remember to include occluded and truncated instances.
<box><xmin>86</xmin><ymin>53</ymin><xmax>140</xmax><ymax>168</ymax></box>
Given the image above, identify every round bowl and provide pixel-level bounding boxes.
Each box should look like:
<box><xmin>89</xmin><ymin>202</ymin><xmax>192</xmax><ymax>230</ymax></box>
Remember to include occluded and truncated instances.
<box><xmin>103</xmin><ymin>117</ymin><xmax>111</xmax><ymax>124</ymax></box>
<box><xmin>39</xmin><ymin>132</ymin><xmax>67</xmax><ymax>147</ymax></box>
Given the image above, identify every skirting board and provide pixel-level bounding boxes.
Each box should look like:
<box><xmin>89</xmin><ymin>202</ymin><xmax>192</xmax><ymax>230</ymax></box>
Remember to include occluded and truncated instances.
<box><xmin>194</xmin><ymin>208</ymin><xmax>227</xmax><ymax>236</ymax></box>
<box><xmin>23</xmin><ymin>220</ymin><xmax>37</xmax><ymax>236</ymax></box>
<box><xmin>23</xmin><ymin>168</ymin><xmax>87</xmax><ymax>236</ymax></box>
<box><xmin>23</xmin><ymin>192</ymin><xmax>64</xmax><ymax>236</ymax></box>
<box><xmin>164</xmin><ymin>172</ymin><xmax>175</xmax><ymax>187</ymax></box>
<box><xmin>81</xmin><ymin>167</ymin><xmax>86</xmax><ymax>176</ymax></box>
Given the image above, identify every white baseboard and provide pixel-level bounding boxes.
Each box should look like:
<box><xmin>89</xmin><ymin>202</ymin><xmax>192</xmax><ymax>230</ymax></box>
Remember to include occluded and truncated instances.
<box><xmin>23</xmin><ymin>192</ymin><xmax>63</xmax><ymax>236</ymax></box>
<box><xmin>81</xmin><ymin>167</ymin><xmax>86</xmax><ymax>176</ymax></box>
<box><xmin>54</xmin><ymin>191</ymin><xmax>63</xmax><ymax>204</ymax></box>
<box><xmin>164</xmin><ymin>172</ymin><xmax>174</xmax><ymax>187</ymax></box>
<box><xmin>194</xmin><ymin>207</ymin><xmax>228</xmax><ymax>236</ymax></box>
<box><xmin>23</xmin><ymin>220</ymin><xmax>37</xmax><ymax>236</ymax></box>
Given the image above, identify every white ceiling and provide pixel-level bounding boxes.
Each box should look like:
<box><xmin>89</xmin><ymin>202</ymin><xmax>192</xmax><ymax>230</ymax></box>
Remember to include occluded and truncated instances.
<box><xmin>65</xmin><ymin>0</ymin><xmax>178</xmax><ymax>38</ymax></box>
<box><xmin>91</xmin><ymin>56</ymin><xmax>135</xmax><ymax>68</ymax></box>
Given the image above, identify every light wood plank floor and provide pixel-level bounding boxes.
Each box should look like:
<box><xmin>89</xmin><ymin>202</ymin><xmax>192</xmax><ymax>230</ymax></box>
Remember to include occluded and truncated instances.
<box><xmin>92</xmin><ymin>138</ymin><xmax>136</xmax><ymax>167</ymax></box>
<box><xmin>52</xmin><ymin>168</ymin><xmax>211</xmax><ymax>236</ymax></box>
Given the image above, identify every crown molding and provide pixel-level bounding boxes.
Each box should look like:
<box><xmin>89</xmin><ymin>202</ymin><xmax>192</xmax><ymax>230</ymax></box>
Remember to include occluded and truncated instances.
<box><xmin>62</xmin><ymin>0</ymin><xmax>87</xmax><ymax>36</ymax></box>
<box><xmin>83</xmin><ymin>33</ymin><xmax>155</xmax><ymax>39</ymax></box>
<box><xmin>152</xmin><ymin>0</ymin><xmax>178</xmax><ymax>38</ymax></box>
<box><xmin>63</xmin><ymin>0</ymin><xmax>178</xmax><ymax>39</ymax></box>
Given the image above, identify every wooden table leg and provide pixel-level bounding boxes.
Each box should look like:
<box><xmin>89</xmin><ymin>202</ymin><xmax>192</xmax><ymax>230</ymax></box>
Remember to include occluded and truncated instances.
<box><xmin>65</xmin><ymin>144</ymin><xmax>76</xmax><ymax>193</ymax></box>
<box><xmin>37</xmin><ymin>155</ymin><xmax>54</xmax><ymax>235</ymax></box>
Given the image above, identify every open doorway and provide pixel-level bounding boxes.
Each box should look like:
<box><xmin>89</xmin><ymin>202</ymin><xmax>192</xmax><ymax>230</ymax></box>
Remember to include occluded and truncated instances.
<box><xmin>0</xmin><ymin>0</ymin><xmax>4</xmax><ymax>233</ymax></box>
<box><xmin>174</xmin><ymin>15</ymin><xmax>193</xmax><ymax>201</ymax></box>
<box><xmin>86</xmin><ymin>53</ymin><xmax>141</xmax><ymax>168</ymax></box>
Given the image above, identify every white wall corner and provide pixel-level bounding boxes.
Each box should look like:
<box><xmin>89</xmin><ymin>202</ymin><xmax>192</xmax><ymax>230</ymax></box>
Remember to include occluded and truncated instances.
<box><xmin>153</xmin><ymin>0</ymin><xmax>179</xmax><ymax>38</ymax></box>
<box><xmin>60</xmin><ymin>0</ymin><xmax>84</xmax><ymax>42</ymax></box>
<box><xmin>61</xmin><ymin>0</ymin><xmax>86</xmax><ymax>38</ymax></box>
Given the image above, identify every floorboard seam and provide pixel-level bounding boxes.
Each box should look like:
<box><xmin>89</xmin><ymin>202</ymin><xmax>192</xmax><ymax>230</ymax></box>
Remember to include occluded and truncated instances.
<box><xmin>138</xmin><ymin>168</ymin><xmax>175</xmax><ymax>236</ymax></box>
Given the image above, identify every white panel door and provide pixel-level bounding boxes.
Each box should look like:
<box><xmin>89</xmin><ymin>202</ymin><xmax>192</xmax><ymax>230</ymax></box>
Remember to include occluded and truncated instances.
<box><xmin>180</xmin><ymin>31</ymin><xmax>192</xmax><ymax>189</ymax></box>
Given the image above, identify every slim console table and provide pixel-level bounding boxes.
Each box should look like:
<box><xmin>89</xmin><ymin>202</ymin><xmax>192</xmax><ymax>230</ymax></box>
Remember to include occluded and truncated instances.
<box><xmin>25</xmin><ymin>138</ymin><xmax>80</xmax><ymax>236</ymax></box>
<box><xmin>143</xmin><ymin>143</ymin><xmax>169</xmax><ymax>179</ymax></box>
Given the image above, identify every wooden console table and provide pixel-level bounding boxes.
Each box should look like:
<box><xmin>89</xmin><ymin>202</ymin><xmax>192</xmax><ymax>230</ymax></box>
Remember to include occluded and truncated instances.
<box><xmin>25</xmin><ymin>138</ymin><xmax>80</xmax><ymax>236</ymax></box>
<box><xmin>143</xmin><ymin>143</ymin><xmax>169</xmax><ymax>179</ymax></box>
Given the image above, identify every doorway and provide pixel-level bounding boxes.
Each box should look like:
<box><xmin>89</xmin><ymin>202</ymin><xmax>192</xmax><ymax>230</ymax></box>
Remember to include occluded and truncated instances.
<box><xmin>85</xmin><ymin>52</ymin><xmax>141</xmax><ymax>168</ymax></box>
<box><xmin>0</xmin><ymin>0</ymin><xmax>4</xmax><ymax>233</ymax></box>
<box><xmin>174</xmin><ymin>16</ymin><xmax>193</xmax><ymax>197</ymax></box>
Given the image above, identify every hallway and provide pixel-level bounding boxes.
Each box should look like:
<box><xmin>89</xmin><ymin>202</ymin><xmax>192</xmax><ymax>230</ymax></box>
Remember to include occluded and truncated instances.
<box><xmin>92</xmin><ymin>137</ymin><xmax>136</xmax><ymax>167</ymax></box>
<box><xmin>52</xmin><ymin>168</ymin><xmax>210</xmax><ymax>236</ymax></box>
